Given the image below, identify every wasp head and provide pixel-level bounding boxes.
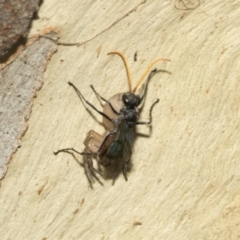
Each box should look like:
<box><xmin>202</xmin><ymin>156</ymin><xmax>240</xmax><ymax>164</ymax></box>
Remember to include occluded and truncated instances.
<box><xmin>122</xmin><ymin>93</ymin><xmax>141</xmax><ymax>108</ymax></box>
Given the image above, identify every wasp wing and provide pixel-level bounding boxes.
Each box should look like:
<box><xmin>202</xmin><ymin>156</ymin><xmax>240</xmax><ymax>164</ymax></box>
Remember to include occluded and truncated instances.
<box><xmin>98</xmin><ymin>119</ymin><xmax>133</xmax><ymax>167</ymax></box>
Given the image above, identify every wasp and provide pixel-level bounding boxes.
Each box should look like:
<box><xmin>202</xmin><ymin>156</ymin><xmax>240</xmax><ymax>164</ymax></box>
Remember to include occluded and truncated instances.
<box><xmin>54</xmin><ymin>51</ymin><xmax>170</xmax><ymax>185</ymax></box>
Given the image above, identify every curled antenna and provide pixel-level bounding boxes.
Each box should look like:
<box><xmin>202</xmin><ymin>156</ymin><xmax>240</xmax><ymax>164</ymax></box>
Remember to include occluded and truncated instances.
<box><xmin>108</xmin><ymin>51</ymin><xmax>170</xmax><ymax>93</ymax></box>
<box><xmin>108</xmin><ymin>51</ymin><xmax>133</xmax><ymax>92</ymax></box>
<box><xmin>133</xmin><ymin>58</ymin><xmax>170</xmax><ymax>93</ymax></box>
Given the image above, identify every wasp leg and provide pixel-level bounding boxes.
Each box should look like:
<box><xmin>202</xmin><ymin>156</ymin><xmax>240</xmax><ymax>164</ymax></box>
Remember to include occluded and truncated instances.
<box><xmin>122</xmin><ymin>163</ymin><xmax>128</xmax><ymax>181</ymax></box>
<box><xmin>68</xmin><ymin>81</ymin><xmax>113</xmax><ymax>122</ymax></box>
<box><xmin>90</xmin><ymin>85</ymin><xmax>120</xmax><ymax>115</ymax></box>
<box><xmin>54</xmin><ymin>147</ymin><xmax>103</xmax><ymax>184</ymax></box>
<box><xmin>83</xmin><ymin>156</ymin><xmax>95</xmax><ymax>184</ymax></box>
<box><xmin>81</xmin><ymin>149</ymin><xmax>103</xmax><ymax>185</ymax></box>
<box><xmin>139</xmin><ymin>68</ymin><xmax>171</xmax><ymax>105</ymax></box>
<box><xmin>54</xmin><ymin>148</ymin><xmax>85</xmax><ymax>155</ymax></box>
<box><xmin>136</xmin><ymin>98</ymin><xmax>160</xmax><ymax>125</ymax></box>
<box><xmin>111</xmin><ymin>162</ymin><xmax>128</xmax><ymax>185</ymax></box>
<box><xmin>139</xmin><ymin>68</ymin><xmax>158</xmax><ymax>104</ymax></box>
<box><xmin>83</xmin><ymin>130</ymin><xmax>106</xmax><ymax>180</ymax></box>
<box><xmin>62</xmin><ymin>149</ymin><xmax>103</xmax><ymax>187</ymax></box>
<box><xmin>112</xmin><ymin>164</ymin><xmax>120</xmax><ymax>185</ymax></box>
<box><xmin>81</xmin><ymin>152</ymin><xmax>103</xmax><ymax>175</ymax></box>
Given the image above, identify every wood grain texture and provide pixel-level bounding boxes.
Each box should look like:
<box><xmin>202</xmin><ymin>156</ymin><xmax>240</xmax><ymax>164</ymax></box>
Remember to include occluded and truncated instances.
<box><xmin>1</xmin><ymin>1</ymin><xmax>240</xmax><ymax>239</ymax></box>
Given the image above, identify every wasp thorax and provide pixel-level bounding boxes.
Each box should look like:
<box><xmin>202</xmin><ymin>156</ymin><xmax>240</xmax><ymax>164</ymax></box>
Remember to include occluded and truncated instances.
<box><xmin>122</xmin><ymin>93</ymin><xmax>141</xmax><ymax>108</ymax></box>
<box><xmin>124</xmin><ymin>109</ymin><xmax>138</xmax><ymax>123</ymax></box>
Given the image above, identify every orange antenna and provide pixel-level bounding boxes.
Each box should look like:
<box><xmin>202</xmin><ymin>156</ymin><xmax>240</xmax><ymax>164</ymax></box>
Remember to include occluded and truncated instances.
<box><xmin>132</xmin><ymin>58</ymin><xmax>170</xmax><ymax>93</ymax></box>
<box><xmin>108</xmin><ymin>51</ymin><xmax>133</xmax><ymax>92</ymax></box>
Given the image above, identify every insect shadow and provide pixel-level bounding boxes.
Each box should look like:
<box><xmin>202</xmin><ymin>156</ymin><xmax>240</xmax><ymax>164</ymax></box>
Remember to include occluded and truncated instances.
<box><xmin>54</xmin><ymin>51</ymin><xmax>170</xmax><ymax>187</ymax></box>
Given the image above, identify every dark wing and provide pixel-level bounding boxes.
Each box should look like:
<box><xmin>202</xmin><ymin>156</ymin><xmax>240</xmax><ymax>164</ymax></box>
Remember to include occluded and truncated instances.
<box><xmin>99</xmin><ymin>119</ymin><xmax>133</xmax><ymax>166</ymax></box>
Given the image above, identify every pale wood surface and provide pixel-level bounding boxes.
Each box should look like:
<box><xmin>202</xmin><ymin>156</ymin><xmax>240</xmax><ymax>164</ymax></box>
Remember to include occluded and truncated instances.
<box><xmin>1</xmin><ymin>1</ymin><xmax>240</xmax><ymax>239</ymax></box>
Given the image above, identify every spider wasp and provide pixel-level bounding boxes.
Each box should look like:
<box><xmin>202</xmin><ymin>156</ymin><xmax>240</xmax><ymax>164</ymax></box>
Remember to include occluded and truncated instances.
<box><xmin>54</xmin><ymin>51</ymin><xmax>170</xmax><ymax>185</ymax></box>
